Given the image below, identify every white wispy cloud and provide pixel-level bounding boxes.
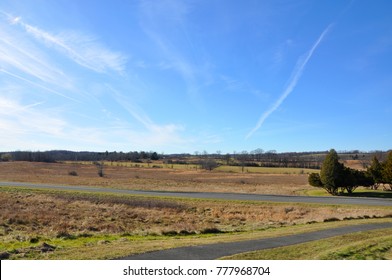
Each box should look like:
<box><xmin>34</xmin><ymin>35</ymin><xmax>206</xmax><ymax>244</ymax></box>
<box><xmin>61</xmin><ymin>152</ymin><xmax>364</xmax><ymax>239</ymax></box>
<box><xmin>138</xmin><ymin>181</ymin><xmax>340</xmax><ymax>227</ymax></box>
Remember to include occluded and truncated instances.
<box><xmin>0</xmin><ymin>24</ymin><xmax>71</xmax><ymax>87</ymax></box>
<box><xmin>220</xmin><ymin>75</ymin><xmax>244</xmax><ymax>92</ymax></box>
<box><xmin>246</xmin><ymin>24</ymin><xmax>333</xmax><ymax>139</ymax></box>
<box><xmin>106</xmin><ymin>85</ymin><xmax>187</xmax><ymax>147</ymax></box>
<box><xmin>143</xmin><ymin>26</ymin><xmax>200</xmax><ymax>102</ymax></box>
<box><xmin>0</xmin><ymin>12</ymin><xmax>82</xmax><ymax>104</ymax></box>
<box><xmin>0</xmin><ymin>93</ymin><xmax>182</xmax><ymax>152</ymax></box>
<box><xmin>272</xmin><ymin>39</ymin><xmax>294</xmax><ymax>70</ymax></box>
<box><xmin>0</xmin><ymin>11</ymin><xmax>127</xmax><ymax>74</ymax></box>
<box><xmin>0</xmin><ymin>96</ymin><xmax>67</xmax><ymax>139</ymax></box>
<box><xmin>0</xmin><ymin>9</ymin><xmax>190</xmax><ymax>152</ymax></box>
<box><xmin>0</xmin><ymin>10</ymin><xmax>188</xmax><ymax>151</ymax></box>
<box><xmin>23</xmin><ymin>25</ymin><xmax>127</xmax><ymax>74</ymax></box>
<box><xmin>0</xmin><ymin>68</ymin><xmax>80</xmax><ymax>103</ymax></box>
<box><xmin>138</xmin><ymin>0</ymin><xmax>204</xmax><ymax>105</ymax></box>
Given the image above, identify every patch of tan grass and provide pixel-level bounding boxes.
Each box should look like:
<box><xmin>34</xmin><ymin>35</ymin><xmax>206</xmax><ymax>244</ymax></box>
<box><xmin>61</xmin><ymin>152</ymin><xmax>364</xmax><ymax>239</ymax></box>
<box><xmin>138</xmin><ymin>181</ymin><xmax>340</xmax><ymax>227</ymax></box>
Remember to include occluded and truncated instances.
<box><xmin>0</xmin><ymin>161</ymin><xmax>312</xmax><ymax>195</ymax></box>
<box><xmin>1</xmin><ymin>189</ymin><xmax>391</xmax><ymax>240</ymax></box>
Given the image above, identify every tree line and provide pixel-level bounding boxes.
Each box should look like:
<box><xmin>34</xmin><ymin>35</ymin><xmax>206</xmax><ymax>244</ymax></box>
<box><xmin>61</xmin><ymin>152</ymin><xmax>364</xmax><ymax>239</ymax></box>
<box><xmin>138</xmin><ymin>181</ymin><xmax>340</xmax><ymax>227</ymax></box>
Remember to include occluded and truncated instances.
<box><xmin>0</xmin><ymin>150</ymin><xmax>160</xmax><ymax>163</ymax></box>
<box><xmin>1</xmin><ymin>149</ymin><xmax>390</xmax><ymax>174</ymax></box>
<box><xmin>308</xmin><ymin>149</ymin><xmax>392</xmax><ymax>195</ymax></box>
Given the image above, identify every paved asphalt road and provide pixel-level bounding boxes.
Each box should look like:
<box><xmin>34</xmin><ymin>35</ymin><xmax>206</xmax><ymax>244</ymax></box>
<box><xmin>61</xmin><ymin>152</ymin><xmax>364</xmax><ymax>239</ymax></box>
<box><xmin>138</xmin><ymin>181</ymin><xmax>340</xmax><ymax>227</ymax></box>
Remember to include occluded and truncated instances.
<box><xmin>1</xmin><ymin>181</ymin><xmax>392</xmax><ymax>206</ymax></box>
<box><xmin>118</xmin><ymin>222</ymin><xmax>392</xmax><ymax>260</ymax></box>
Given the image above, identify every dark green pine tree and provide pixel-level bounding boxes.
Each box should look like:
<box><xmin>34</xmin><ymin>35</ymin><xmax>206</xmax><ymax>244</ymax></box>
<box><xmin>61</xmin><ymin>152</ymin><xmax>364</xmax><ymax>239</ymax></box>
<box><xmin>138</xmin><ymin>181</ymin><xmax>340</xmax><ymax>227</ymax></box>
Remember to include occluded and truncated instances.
<box><xmin>382</xmin><ymin>151</ymin><xmax>392</xmax><ymax>185</ymax></box>
<box><xmin>367</xmin><ymin>156</ymin><xmax>383</xmax><ymax>189</ymax></box>
<box><xmin>308</xmin><ymin>173</ymin><xmax>322</xmax><ymax>187</ymax></box>
<box><xmin>320</xmin><ymin>149</ymin><xmax>343</xmax><ymax>195</ymax></box>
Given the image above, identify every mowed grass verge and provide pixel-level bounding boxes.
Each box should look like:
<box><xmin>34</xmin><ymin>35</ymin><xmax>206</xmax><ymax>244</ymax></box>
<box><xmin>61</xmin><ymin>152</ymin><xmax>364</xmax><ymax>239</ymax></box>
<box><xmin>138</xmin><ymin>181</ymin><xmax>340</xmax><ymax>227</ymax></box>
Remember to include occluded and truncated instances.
<box><xmin>1</xmin><ymin>186</ymin><xmax>392</xmax><ymax>259</ymax></box>
<box><xmin>303</xmin><ymin>187</ymin><xmax>392</xmax><ymax>199</ymax></box>
<box><xmin>221</xmin><ymin>228</ymin><xmax>392</xmax><ymax>260</ymax></box>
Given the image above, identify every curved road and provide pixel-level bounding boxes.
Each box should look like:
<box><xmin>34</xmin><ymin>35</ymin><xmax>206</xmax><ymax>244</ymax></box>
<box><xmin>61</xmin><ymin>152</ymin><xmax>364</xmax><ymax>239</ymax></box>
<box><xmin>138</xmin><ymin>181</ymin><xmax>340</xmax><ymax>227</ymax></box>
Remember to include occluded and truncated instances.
<box><xmin>1</xmin><ymin>181</ymin><xmax>392</xmax><ymax>206</ymax></box>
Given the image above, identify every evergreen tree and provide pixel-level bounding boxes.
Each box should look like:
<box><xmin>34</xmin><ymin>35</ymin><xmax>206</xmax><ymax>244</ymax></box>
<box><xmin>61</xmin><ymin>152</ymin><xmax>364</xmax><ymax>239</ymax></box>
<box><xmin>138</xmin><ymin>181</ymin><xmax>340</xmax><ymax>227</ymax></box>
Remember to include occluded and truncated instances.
<box><xmin>382</xmin><ymin>151</ymin><xmax>392</xmax><ymax>185</ymax></box>
<box><xmin>320</xmin><ymin>149</ymin><xmax>343</xmax><ymax>195</ymax></box>
<box><xmin>342</xmin><ymin>168</ymin><xmax>373</xmax><ymax>193</ymax></box>
<box><xmin>367</xmin><ymin>156</ymin><xmax>383</xmax><ymax>189</ymax></box>
<box><xmin>308</xmin><ymin>173</ymin><xmax>322</xmax><ymax>187</ymax></box>
<box><xmin>309</xmin><ymin>149</ymin><xmax>380</xmax><ymax>195</ymax></box>
<box><xmin>150</xmin><ymin>152</ymin><xmax>159</xmax><ymax>160</ymax></box>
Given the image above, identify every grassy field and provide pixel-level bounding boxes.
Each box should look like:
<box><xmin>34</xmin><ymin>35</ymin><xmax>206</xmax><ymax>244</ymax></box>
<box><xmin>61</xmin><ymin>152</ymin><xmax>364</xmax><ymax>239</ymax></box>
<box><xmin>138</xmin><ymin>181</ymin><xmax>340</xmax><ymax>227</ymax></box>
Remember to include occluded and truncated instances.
<box><xmin>1</xmin><ymin>186</ymin><xmax>392</xmax><ymax>259</ymax></box>
<box><xmin>1</xmin><ymin>161</ymin><xmax>391</xmax><ymax>260</ymax></box>
<box><xmin>66</xmin><ymin>160</ymin><xmax>201</xmax><ymax>170</ymax></box>
<box><xmin>215</xmin><ymin>165</ymin><xmax>319</xmax><ymax>174</ymax></box>
<box><xmin>67</xmin><ymin>161</ymin><xmax>319</xmax><ymax>174</ymax></box>
<box><xmin>0</xmin><ymin>161</ymin><xmax>312</xmax><ymax>195</ymax></box>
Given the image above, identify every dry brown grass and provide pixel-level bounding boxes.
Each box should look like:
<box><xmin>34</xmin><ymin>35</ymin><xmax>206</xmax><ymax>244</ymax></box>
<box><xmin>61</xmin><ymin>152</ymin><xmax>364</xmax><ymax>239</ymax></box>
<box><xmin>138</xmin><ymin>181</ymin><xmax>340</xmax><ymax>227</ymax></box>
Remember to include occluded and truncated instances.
<box><xmin>343</xmin><ymin>160</ymin><xmax>366</xmax><ymax>170</ymax></box>
<box><xmin>1</xmin><ymin>189</ymin><xmax>391</xmax><ymax>240</ymax></box>
<box><xmin>0</xmin><ymin>161</ymin><xmax>311</xmax><ymax>195</ymax></box>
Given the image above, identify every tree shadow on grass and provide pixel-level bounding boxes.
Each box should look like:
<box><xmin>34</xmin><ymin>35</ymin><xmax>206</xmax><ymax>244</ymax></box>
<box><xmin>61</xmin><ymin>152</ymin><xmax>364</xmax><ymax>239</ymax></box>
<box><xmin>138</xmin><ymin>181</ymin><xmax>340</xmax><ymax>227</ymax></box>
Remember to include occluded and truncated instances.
<box><xmin>340</xmin><ymin>191</ymin><xmax>392</xmax><ymax>199</ymax></box>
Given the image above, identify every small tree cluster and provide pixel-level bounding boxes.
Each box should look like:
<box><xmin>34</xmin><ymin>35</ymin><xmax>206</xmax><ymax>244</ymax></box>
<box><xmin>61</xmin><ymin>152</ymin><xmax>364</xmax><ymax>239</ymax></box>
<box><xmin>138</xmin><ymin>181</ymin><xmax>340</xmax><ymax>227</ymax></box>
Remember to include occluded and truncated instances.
<box><xmin>0</xmin><ymin>153</ymin><xmax>12</xmax><ymax>161</ymax></box>
<box><xmin>340</xmin><ymin>167</ymin><xmax>373</xmax><ymax>193</ymax></box>
<box><xmin>308</xmin><ymin>149</ymin><xmax>373</xmax><ymax>195</ymax></box>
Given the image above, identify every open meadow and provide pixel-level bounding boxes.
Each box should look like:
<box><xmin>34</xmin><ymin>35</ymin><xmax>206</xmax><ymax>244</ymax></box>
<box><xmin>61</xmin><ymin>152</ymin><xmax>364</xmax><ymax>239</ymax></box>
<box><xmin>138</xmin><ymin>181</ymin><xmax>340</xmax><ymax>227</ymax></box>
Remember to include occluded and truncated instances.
<box><xmin>0</xmin><ymin>161</ymin><xmax>314</xmax><ymax>195</ymax></box>
<box><xmin>1</xmin><ymin>161</ymin><xmax>392</xmax><ymax>260</ymax></box>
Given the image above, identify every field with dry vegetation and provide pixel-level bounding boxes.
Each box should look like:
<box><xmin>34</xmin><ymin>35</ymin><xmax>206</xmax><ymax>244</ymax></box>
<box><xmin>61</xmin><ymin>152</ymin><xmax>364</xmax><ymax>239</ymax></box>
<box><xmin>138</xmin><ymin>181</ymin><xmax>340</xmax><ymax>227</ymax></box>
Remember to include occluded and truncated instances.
<box><xmin>0</xmin><ymin>161</ymin><xmax>312</xmax><ymax>195</ymax></box>
<box><xmin>1</xmin><ymin>186</ymin><xmax>392</xmax><ymax>259</ymax></box>
<box><xmin>1</xmin><ymin>161</ymin><xmax>391</xmax><ymax>259</ymax></box>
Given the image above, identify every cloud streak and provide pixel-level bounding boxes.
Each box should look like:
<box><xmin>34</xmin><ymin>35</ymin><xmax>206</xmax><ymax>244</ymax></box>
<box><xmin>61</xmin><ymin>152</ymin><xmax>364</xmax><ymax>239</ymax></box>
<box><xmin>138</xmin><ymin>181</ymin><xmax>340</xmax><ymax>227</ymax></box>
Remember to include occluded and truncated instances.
<box><xmin>138</xmin><ymin>0</ymin><xmax>204</xmax><ymax>106</ymax></box>
<box><xmin>0</xmin><ymin>95</ymin><xmax>67</xmax><ymax>138</ymax></box>
<box><xmin>0</xmin><ymin>25</ymin><xmax>71</xmax><ymax>87</ymax></box>
<box><xmin>0</xmin><ymin>11</ymin><xmax>127</xmax><ymax>74</ymax></box>
<box><xmin>106</xmin><ymin>85</ymin><xmax>187</xmax><ymax>147</ymax></box>
<box><xmin>246</xmin><ymin>24</ymin><xmax>333</xmax><ymax>139</ymax></box>
<box><xmin>24</xmin><ymin>25</ymin><xmax>127</xmax><ymax>74</ymax></box>
<box><xmin>0</xmin><ymin>68</ymin><xmax>80</xmax><ymax>103</ymax></box>
<box><xmin>0</xmin><ymin>9</ymin><xmax>189</xmax><ymax>152</ymax></box>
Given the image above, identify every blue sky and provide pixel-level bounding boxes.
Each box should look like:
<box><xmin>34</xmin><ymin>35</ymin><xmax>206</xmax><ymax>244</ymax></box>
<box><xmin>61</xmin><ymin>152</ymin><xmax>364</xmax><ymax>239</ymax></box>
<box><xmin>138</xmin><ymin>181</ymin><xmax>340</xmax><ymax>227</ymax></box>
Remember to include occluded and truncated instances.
<box><xmin>0</xmin><ymin>0</ymin><xmax>391</xmax><ymax>154</ymax></box>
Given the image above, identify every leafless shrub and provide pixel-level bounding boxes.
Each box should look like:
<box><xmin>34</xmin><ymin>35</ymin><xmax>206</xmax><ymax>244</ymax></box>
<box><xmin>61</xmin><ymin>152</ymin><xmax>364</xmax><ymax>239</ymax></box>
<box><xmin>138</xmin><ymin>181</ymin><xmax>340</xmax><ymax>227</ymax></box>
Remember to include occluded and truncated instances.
<box><xmin>93</xmin><ymin>161</ymin><xmax>104</xmax><ymax>177</ymax></box>
<box><xmin>284</xmin><ymin>207</ymin><xmax>294</xmax><ymax>214</ymax></box>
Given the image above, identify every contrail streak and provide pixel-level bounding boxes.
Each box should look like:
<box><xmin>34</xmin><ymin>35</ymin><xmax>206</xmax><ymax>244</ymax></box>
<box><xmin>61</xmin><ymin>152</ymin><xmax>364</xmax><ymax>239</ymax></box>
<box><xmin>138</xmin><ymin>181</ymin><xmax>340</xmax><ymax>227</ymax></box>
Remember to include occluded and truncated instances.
<box><xmin>0</xmin><ymin>68</ymin><xmax>80</xmax><ymax>103</ymax></box>
<box><xmin>246</xmin><ymin>24</ymin><xmax>333</xmax><ymax>139</ymax></box>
